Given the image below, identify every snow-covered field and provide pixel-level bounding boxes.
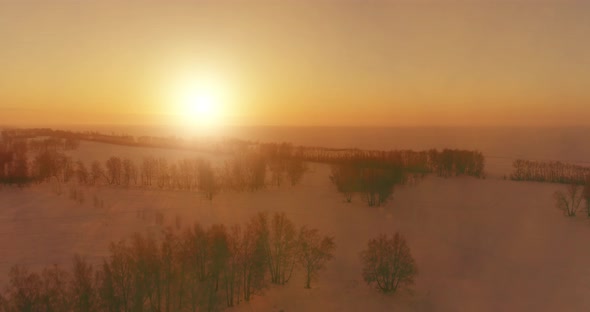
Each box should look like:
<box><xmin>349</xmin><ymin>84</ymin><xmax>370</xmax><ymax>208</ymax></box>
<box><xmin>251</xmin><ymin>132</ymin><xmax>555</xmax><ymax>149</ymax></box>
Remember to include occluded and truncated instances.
<box><xmin>1</xmin><ymin>140</ymin><xmax>590</xmax><ymax>311</ymax></box>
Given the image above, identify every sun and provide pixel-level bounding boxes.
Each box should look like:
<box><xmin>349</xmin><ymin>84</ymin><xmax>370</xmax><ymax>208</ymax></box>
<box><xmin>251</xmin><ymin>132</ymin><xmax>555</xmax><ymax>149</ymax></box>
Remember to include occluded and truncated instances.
<box><xmin>173</xmin><ymin>76</ymin><xmax>227</xmax><ymax>130</ymax></box>
<box><xmin>181</xmin><ymin>88</ymin><xmax>221</xmax><ymax>124</ymax></box>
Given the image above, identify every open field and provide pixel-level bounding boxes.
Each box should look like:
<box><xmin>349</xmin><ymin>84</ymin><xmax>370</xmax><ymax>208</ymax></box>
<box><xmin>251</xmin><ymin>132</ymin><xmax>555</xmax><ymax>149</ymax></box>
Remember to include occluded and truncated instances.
<box><xmin>4</xmin><ymin>0</ymin><xmax>590</xmax><ymax>310</ymax></box>
<box><xmin>1</xmin><ymin>140</ymin><xmax>589</xmax><ymax>311</ymax></box>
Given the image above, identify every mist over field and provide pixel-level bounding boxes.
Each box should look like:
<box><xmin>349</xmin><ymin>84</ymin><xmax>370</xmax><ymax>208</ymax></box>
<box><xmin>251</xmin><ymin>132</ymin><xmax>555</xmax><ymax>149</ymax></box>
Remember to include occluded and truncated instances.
<box><xmin>2</xmin><ymin>0</ymin><xmax>590</xmax><ymax>310</ymax></box>
<box><xmin>1</xmin><ymin>126</ymin><xmax>589</xmax><ymax>311</ymax></box>
<box><xmin>61</xmin><ymin>125</ymin><xmax>590</xmax><ymax>175</ymax></box>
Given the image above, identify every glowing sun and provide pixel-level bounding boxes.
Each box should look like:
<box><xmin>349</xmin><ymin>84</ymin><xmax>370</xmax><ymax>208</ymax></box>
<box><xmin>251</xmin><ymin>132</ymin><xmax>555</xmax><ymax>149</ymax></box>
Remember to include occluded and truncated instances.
<box><xmin>173</xmin><ymin>76</ymin><xmax>227</xmax><ymax>129</ymax></box>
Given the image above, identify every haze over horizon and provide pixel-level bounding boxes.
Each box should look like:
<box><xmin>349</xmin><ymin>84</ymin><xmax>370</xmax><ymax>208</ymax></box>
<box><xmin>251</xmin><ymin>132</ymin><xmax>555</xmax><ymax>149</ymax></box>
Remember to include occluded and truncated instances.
<box><xmin>2</xmin><ymin>3</ymin><xmax>590</xmax><ymax>311</ymax></box>
<box><xmin>1</xmin><ymin>0</ymin><xmax>589</xmax><ymax>128</ymax></box>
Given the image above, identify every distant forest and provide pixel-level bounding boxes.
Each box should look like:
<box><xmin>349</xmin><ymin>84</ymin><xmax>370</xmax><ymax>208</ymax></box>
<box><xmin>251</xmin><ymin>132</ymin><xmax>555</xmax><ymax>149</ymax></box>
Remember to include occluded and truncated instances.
<box><xmin>4</xmin><ymin>128</ymin><xmax>589</xmax><ymax>192</ymax></box>
<box><xmin>0</xmin><ymin>128</ymin><xmax>489</xmax><ymax>208</ymax></box>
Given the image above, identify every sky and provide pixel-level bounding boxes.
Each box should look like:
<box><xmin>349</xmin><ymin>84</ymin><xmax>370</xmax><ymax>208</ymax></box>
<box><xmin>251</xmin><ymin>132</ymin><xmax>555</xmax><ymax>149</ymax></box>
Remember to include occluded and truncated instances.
<box><xmin>0</xmin><ymin>0</ymin><xmax>589</xmax><ymax>127</ymax></box>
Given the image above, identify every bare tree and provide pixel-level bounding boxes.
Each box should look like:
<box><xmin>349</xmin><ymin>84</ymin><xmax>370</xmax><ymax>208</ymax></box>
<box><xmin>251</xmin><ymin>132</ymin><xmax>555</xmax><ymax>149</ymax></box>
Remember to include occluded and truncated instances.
<box><xmin>101</xmin><ymin>241</ymin><xmax>135</xmax><ymax>312</ymax></box>
<box><xmin>32</xmin><ymin>149</ymin><xmax>75</xmax><ymax>193</ymax></box>
<box><xmin>554</xmin><ymin>183</ymin><xmax>584</xmax><ymax>217</ymax></box>
<box><xmin>140</xmin><ymin>157</ymin><xmax>157</xmax><ymax>187</ymax></box>
<box><xmin>33</xmin><ymin>150</ymin><xmax>64</xmax><ymax>184</ymax></box>
<box><xmin>156</xmin><ymin>158</ymin><xmax>170</xmax><ymax>189</ymax></box>
<box><xmin>0</xmin><ymin>263</ymin><xmax>68</xmax><ymax>311</ymax></box>
<box><xmin>90</xmin><ymin>161</ymin><xmax>105</xmax><ymax>186</ymax></box>
<box><xmin>69</xmin><ymin>255</ymin><xmax>98</xmax><ymax>312</ymax></box>
<box><xmin>121</xmin><ymin>158</ymin><xmax>137</xmax><ymax>187</ymax></box>
<box><xmin>220</xmin><ymin>158</ymin><xmax>247</xmax><ymax>191</ymax></box>
<box><xmin>3</xmin><ymin>266</ymin><xmax>42</xmax><ymax>312</ymax></box>
<box><xmin>269</xmin><ymin>159</ymin><xmax>286</xmax><ymax>187</ymax></box>
<box><xmin>39</xmin><ymin>265</ymin><xmax>70</xmax><ymax>311</ymax></box>
<box><xmin>7</xmin><ymin>140</ymin><xmax>30</xmax><ymax>186</ymax></box>
<box><xmin>245</xmin><ymin>154</ymin><xmax>267</xmax><ymax>191</ymax></box>
<box><xmin>0</xmin><ymin>292</ymin><xmax>5</xmax><ymax>311</ymax></box>
<box><xmin>241</xmin><ymin>214</ymin><xmax>269</xmax><ymax>301</ymax></box>
<box><xmin>160</xmin><ymin>228</ymin><xmax>179</xmax><ymax>312</ymax></box>
<box><xmin>128</xmin><ymin>233</ymin><xmax>160</xmax><ymax>311</ymax></box>
<box><xmin>296</xmin><ymin>226</ymin><xmax>335</xmax><ymax>289</ymax></box>
<box><xmin>223</xmin><ymin>224</ymin><xmax>243</xmax><ymax>307</ymax></box>
<box><xmin>584</xmin><ymin>176</ymin><xmax>590</xmax><ymax>217</ymax></box>
<box><xmin>64</xmin><ymin>138</ymin><xmax>80</xmax><ymax>150</ymax></box>
<box><xmin>360</xmin><ymin>232</ymin><xmax>417</xmax><ymax>294</ymax></box>
<box><xmin>330</xmin><ymin>163</ymin><xmax>359</xmax><ymax>203</ymax></box>
<box><xmin>359</xmin><ymin>166</ymin><xmax>404</xmax><ymax>207</ymax></box>
<box><xmin>169</xmin><ymin>163</ymin><xmax>179</xmax><ymax>189</ymax></box>
<box><xmin>205</xmin><ymin>225</ymin><xmax>230</xmax><ymax>310</ymax></box>
<box><xmin>75</xmin><ymin>161</ymin><xmax>89</xmax><ymax>185</ymax></box>
<box><xmin>180</xmin><ymin>223</ymin><xmax>209</xmax><ymax>311</ymax></box>
<box><xmin>197</xmin><ymin>159</ymin><xmax>218</xmax><ymax>200</ymax></box>
<box><xmin>286</xmin><ymin>158</ymin><xmax>307</xmax><ymax>186</ymax></box>
<box><xmin>266</xmin><ymin>212</ymin><xmax>297</xmax><ymax>285</ymax></box>
<box><xmin>177</xmin><ymin>158</ymin><xmax>196</xmax><ymax>190</ymax></box>
<box><xmin>0</xmin><ymin>143</ymin><xmax>13</xmax><ymax>182</ymax></box>
<box><xmin>60</xmin><ymin>156</ymin><xmax>75</xmax><ymax>185</ymax></box>
<box><xmin>105</xmin><ymin>156</ymin><xmax>122</xmax><ymax>185</ymax></box>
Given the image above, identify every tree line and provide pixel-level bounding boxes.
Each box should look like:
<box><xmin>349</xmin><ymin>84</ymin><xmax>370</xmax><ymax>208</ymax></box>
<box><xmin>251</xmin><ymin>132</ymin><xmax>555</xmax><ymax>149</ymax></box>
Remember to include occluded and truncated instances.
<box><xmin>2</xmin><ymin>129</ymin><xmax>485</xmax><ymax>206</ymax></box>
<box><xmin>330</xmin><ymin>160</ymin><xmax>405</xmax><ymax>206</ymax></box>
<box><xmin>0</xmin><ymin>134</ymin><xmax>81</xmax><ymax>187</ymax></box>
<box><xmin>1</xmin><ymin>129</ymin><xmax>236</xmax><ymax>155</ymax></box>
<box><xmin>0</xmin><ymin>135</ymin><xmax>308</xmax><ymax>199</ymax></box>
<box><xmin>0</xmin><ymin>212</ymin><xmax>335</xmax><ymax>312</ymax></box>
<box><xmin>3</xmin><ymin>129</ymin><xmax>485</xmax><ymax>180</ymax></box>
<box><xmin>297</xmin><ymin>147</ymin><xmax>484</xmax><ymax>178</ymax></box>
<box><xmin>510</xmin><ymin>159</ymin><xmax>590</xmax><ymax>185</ymax></box>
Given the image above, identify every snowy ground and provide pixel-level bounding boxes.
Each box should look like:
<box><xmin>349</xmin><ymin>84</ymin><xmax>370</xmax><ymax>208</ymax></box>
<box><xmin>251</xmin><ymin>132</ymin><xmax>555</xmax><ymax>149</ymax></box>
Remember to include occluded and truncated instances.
<box><xmin>1</xmin><ymin>141</ymin><xmax>589</xmax><ymax>311</ymax></box>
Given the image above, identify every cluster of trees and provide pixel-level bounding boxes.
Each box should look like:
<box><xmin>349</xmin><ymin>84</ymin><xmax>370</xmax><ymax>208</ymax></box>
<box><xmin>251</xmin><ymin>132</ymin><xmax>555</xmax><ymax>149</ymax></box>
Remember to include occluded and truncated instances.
<box><xmin>330</xmin><ymin>160</ymin><xmax>405</xmax><ymax>206</ymax></box>
<box><xmin>328</xmin><ymin>149</ymin><xmax>486</xmax><ymax>206</ymax></box>
<box><xmin>87</xmin><ymin>153</ymin><xmax>306</xmax><ymax>198</ymax></box>
<box><xmin>0</xmin><ymin>212</ymin><xmax>336</xmax><ymax>311</ymax></box>
<box><xmin>72</xmin><ymin>156</ymin><xmax>247</xmax><ymax>199</ymax></box>
<box><xmin>260</xmin><ymin>143</ymin><xmax>308</xmax><ymax>187</ymax></box>
<box><xmin>218</xmin><ymin>154</ymin><xmax>268</xmax><ymax>192</ymax></box>
<box><xmin>298</xmin><ymin>147</ymin><xmax>484</xmax><ymax>178</ymax></box>
<box><xmin>0</xmin><ymin>133</ymin><xmax>80</xmax><ymax>187</ymax></box>
<box><xmin>3</xmin><ymin>129</ymin><xmax>486</xmax><ymax>195</ymax></box>
<box><xmin>6</xmin><ymin>143</ymin><xmax>306</xmax><ymax>199</ymax></box>
<box><xmin>0</xmin><ymin>129</ymin><xmax>309</xmax><ymax>197</ymax></box>
<box><xmin>0</xmin><ymin>139</ymin><xmax>31</xmax><ymax>186</ymax></box>
<box><xmin>427</xmin><ymin>149</ymin><xmax>485</xmax><ymax>178</ymax></box>
<box><xmin>511</xmin><ymin>159</ymin><xmax>590</xmax><ymax>185</ymax></box>
<box><xmin>0</xmin><ymin>220</ymin><xmax>419</xmax><ymax>311</ymax></box>
<box><xmin>28</xmin><ymin>137</ymin><xmax>80</xmax><ymax>152</ymax></box>
<box><xmin>328</xmin><ymin>149</ymin><xmax>484</xmax><ymax>206</ymax></box>
<box><xmin>32</xmin><ymin>150</ymin><xmax>77</xmax><ymax>193</ymax></box>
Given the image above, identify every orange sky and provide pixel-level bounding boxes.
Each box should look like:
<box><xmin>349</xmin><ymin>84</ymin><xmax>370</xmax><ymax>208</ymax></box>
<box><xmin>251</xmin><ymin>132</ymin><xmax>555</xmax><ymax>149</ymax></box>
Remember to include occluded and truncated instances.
<box><xmin>0</xmin><ymin>1</ymin><xmax>589</xmax><ymax>127</ymax></box>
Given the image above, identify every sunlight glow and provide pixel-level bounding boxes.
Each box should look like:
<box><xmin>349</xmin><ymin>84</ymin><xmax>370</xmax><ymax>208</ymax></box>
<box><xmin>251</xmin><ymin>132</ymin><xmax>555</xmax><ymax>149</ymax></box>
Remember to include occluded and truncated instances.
<box><xmin>171</xmin><ymin>74</ymin><xmax>229</xmax><ymax>131</ymax></box>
